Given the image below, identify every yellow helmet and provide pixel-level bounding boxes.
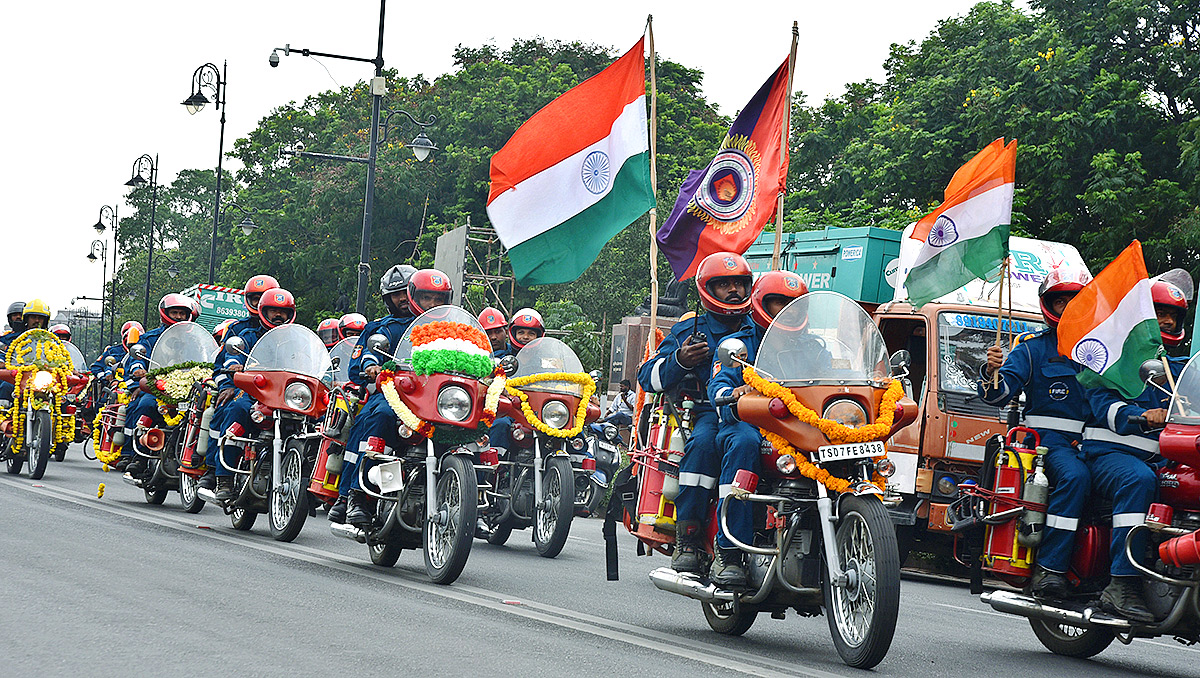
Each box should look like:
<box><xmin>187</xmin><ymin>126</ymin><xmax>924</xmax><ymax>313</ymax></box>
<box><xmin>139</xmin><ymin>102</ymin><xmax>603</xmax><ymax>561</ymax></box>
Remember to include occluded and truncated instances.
<box><xmin>22</xmin><ymin>299</ymin><xmax>51</xmax><ymax>323</ymax></box>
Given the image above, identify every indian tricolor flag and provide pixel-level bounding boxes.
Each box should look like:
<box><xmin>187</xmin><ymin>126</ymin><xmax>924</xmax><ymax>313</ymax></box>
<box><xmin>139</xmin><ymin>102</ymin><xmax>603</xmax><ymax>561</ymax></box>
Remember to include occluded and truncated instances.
<box><xmin>486</xmin><ymin>38</ymin><xmax>655</xmax><ymax>286</ymax></box>
<box><xmin>1057</xmin><ymin>241</ymin><xmax>1163</xmax><ymax>399</ymax></box>
<box><xmin>904</xmin><ymin>138</ymin><xmax>1016</xmax><ymax>308</ymax></box>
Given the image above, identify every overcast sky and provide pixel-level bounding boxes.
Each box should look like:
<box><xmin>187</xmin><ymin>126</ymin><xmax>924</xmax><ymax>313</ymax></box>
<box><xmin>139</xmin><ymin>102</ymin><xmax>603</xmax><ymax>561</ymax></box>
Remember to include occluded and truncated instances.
<box><xmin>1</xmin><ymin>0</ymin><xmax>991</xmax><ymax>323</ymax></box>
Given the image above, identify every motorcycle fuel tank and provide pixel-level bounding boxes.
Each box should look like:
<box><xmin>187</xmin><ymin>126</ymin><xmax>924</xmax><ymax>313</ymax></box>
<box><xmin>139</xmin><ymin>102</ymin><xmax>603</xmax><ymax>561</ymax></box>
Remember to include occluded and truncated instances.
<box><xmin>1158</xmin><ymin>463</ymin><xmax>1200</xmax><ymax>512</ymax></box>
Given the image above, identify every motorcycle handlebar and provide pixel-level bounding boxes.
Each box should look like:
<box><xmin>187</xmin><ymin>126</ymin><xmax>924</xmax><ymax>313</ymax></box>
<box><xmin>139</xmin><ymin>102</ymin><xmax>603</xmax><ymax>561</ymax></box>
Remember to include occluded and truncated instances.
<box><xmin>1128</xmin><ymin>414</ymin><xmax>1147</xmax><ymax>425</ymax></box>
<box><xmin>713</xmin><ymin>394</ymin><xmax>738</xmax><ymax>407</ymax></box>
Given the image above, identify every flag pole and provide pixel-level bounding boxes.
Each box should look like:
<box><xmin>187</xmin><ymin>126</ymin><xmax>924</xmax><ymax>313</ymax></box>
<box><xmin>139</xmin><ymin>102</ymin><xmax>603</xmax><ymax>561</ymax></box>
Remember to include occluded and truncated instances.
<box><xmin>646</xmin><ymin>15</ymin><xmax>661</xmax><ymax>353</ymax></box>
<box><xmin>993</xmin><ymin>257</ymin><xmax>1008</xmax><ymax>387</ymax></box>
<box><xmin>771</xmin><ymin>21</ymin><xmax>799</xmax><ymax>272</ymax></box>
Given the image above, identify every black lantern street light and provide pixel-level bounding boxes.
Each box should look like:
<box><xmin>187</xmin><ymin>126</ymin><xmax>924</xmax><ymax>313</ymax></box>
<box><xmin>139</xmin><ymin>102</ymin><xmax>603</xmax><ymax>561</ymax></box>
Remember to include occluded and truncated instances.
<box><xmin>92</xmin><ymin>205</ymin><xmax>119</xmax><ymax>343</ymax></box>
<box><xmin>270</xmin><ymin>0</ymin><xmax>439</xmax><ymax>314</ymax></box>
<box><xmin>86</xmin><ymin>239</ymin><xmax>108</xmax><ymax>345</ymax></box>
<box><xmin>124</xmin><ymin>154</ymin><xmax>159</xmax><ymax>327</ymax></box>
<box><xmin>182</xmin><ymin>61</ymin><xmax>228</xmax><ymax>286</ymax></box>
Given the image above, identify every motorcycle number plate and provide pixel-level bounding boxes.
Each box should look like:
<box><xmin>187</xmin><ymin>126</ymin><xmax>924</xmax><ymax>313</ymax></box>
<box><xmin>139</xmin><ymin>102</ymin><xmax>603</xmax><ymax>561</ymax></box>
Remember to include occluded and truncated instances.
<box><xmin>815</xmin><ymin>440</ymin><xmax>885</xmax><ymax>464</ymax></box>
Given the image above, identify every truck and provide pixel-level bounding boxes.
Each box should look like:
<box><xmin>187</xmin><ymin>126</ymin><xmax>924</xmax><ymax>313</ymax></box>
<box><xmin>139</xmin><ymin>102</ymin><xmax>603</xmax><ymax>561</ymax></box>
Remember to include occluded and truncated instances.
<box><xmin>179</xmin><ymin>283</ymin><xmax>248</xmax><ymax>333</ymax></box>
<box><xmin>745</xmin><ymin>227</ymin><xmax>1090</xmax><ymax>559</ymax></box>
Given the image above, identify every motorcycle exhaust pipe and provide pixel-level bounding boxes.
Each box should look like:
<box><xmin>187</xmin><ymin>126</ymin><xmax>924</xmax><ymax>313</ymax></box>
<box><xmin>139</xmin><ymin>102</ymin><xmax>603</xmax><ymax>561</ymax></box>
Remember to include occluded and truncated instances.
<box><xmin>647</xmin><ymin>567</ymin><xmax>735</xmax><ymax>602</ymax></box>
<box><xmin>330</xmin><ymin>522</ymin><xmax>367</xmax><ymax>543</ymax></box>
<box><xmin>982</xmin><ymin>590</ymin><xmax>1132</xmax><ymax>630</ymax></box>
<box><xmin>122</xmin><ymin>474</ymin><xmax>144</xmax><ymax>487</ymax></box>
<box><xmin>140</xmin><ymin>428</ymin><xmax>166</xmax><ymax>452</ymax></box>
<box><xmin>1160</xmin><ymin>529</ymin><xmax>1200</xmax><ymax>567</ymax></box>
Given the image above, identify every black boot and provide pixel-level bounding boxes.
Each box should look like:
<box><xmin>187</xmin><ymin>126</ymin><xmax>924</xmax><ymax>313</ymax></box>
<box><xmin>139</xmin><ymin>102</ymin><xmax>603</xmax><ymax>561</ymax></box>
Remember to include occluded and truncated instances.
<box><xmin>1099</xmin><ymin>576</ymin><xmax>1155</xmax><ymax>623</ymax></box>
<box><xmin>198</xmin><ymin>470</ymin><xmax>216</xmax><ymax>491</ymax></box>
<box><xmin>328</xmin><ymin>495</ymin><xmax>348</xmax><ymax>523</ymax></box>
<box><xmin>710</xmin><ymin>548</ymin><xmax>748</xmax><ymax>588</ymax></box>
<box><xmin>126</xmin><ymin>456</ymin><xmax>147</xmax><ymax>476</ymax></box>
<box><xmin>1030</xmin><ymin>565</ymin><xmax>1069</xmax><ymax>600</ymax></box>
<box><xmin>672</xmin><ymin>520</ymin><xmax>702</xmax><ymax>574</ymax></box>
<box><xmin>214</xmin><ymin>476</ymin><xmax>235</xmax><ymax>503</ymax></box>
<box><xmin>346</xmin><ymin>490</ymin><xmax>372</xmax><ymax>528</ymax></box>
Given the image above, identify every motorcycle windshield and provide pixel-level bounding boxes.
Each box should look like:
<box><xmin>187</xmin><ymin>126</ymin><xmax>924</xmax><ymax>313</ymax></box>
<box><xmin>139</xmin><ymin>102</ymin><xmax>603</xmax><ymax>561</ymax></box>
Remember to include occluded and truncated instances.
<box><xmin>396</xmin><ymin>305</ymin><xmax>487</xmax><ymax>368</ymax></box>
<box><xmin>325</xmin><ymin>338</ymin><xmax>356</xmax><ymax>386</ymax></box>
<box><xmin>149</xmin><ymin>322</ymin><xmax>219</xmax><ymax>369</ymax></box>
<box><xmin>1168</xmin><ymin>353</ymin><xmax>1200</xmax><ymax>424</ymax></box>
<box><xmin>244</xmin><ymin>325</ymin><xmax>332</xmax><ymax>378</ymax></box>
<box><xmin>513</xmin><ymin>337</ymin><xmax>586</xmax><ymax>396</ymax></box>
<box><xmin>63</xmin><ymin>342</ymin><xmax>86</xmax><ymax>371</ymax></box>
<box><xmin>755</xmin><ymin>292</ymin><xmax>889</xmax><ymax>385</ymax></box>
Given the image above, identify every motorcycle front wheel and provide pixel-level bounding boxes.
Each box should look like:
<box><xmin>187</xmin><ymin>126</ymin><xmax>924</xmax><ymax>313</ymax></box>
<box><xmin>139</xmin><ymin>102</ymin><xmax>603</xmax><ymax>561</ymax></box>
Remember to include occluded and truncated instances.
<box><xmin>1029</xmin><ymin>619</ymin><xmax>1115</xmax><ymax>658</ymax></box>
<box><xmin>268</xmin><ymin>446</ymin><xmax>309</xmax><ymax>542</ymax></box>
<box><xmin>27</xmin><ymin>410</ymin><xmax>52</xmax><ymax>480</ymax></box>
<box><xmin>178</xmin><ymin>472</ymin><xmax>206</xmax><ymax>514</ymax></box>
<box><xmin>821</xmin><ymin>494</ymin><xmax>900</xmax><ymax>669</ymax></box>
<box><xmin>423</xmin><ymin>454</ymin><xmax>477</xmax><ymax>585</ymax></box>
<box><xmin>533</xmin><ymin>456</ymin><xmax>574</xmax><ymax>558</ymax></box>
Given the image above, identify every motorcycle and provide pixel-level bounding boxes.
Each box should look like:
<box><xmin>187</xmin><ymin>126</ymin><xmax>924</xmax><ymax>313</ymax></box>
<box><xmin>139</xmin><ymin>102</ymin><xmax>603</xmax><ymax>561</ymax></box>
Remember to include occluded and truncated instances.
<box><xmin>51</xmin><ymin>341</ymin><xmax>92</xmax><ymax>462</ymax></box>
<box><xmin>955</xmin><ymin>356</ymin><xmax>1200</xmax><ymax>656</ymax></box>
<box><xmin>331</xmin><ymin>305</ymin><xmax>496</xmax><ymax>585</ymax></box>
<box><xmin>0</xmin><ymin>330</ymin><xmax>89</xmax><ymax>479</ymax></box>
<box><xmin>122</xmin><ymin>322</ymin><xmax>218</xmax><ymax>506</ymax></box>
<box><xmin>198</xmin><ymin>324</ymin><xmax>331</xmax><ymax>541</ymax></box>
<box><xmin>577</xmin><ymin>417</ymin><xmax>623</xmax><ymax>518</ymax></box>
<box><xmin>608</xmin><ymin>292</ymin><xmax>918</xmax><ymax>669</ymax></box>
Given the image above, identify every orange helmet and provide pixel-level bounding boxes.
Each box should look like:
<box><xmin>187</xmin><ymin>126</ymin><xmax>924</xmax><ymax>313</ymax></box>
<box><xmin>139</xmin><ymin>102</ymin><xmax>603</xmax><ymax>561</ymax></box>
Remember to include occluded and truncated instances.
<box><xmin>243</xmin><ymin>275</ymin><xmax>280</xmax><ymax>316</ymax></box>
<box><xmin>750</xmin><ymin>271</ymin><xmax>808</xmax><ymax>328</ymax></box>
<box><xmin>508</xmin><ymin>308</ymin><xmax>545</xmax><ymax>350</ymax></box>
<box><xmin>1152</xmin><ymin>279</ymin><xmax>1188</xmax><ymax>347</ymax></box>
<box><xmin>121</xmin><ymin>321</ymin><xmax>145</xmax><ymax>349</ymax></box>
<box><xmin>407</xmin><ymin>269</ymin><xmax>452</xmax><ymax>315</ymax></box>
<box><xmin>258</xmin><ymin>288</ymin><xmax>297</xmax><ymax>330</ymax></box>
<box><xmin>478</xmin><ymin>307</ymin><xmax>507</xmax><ymax>331</ymax></box>
<box><xmin>695</xmin><ymin>252</ymin><xmax>752</xmax><ymax>317</ymax></box>
<box><xmin>1038</xmin><ymin>268</ymin><xmax>1091</xmax><ymax>328</ymax></box>
<box><xmin>159</xmin><ymin>294</ymin><xmax>199</xmax><ymax>326</ymax></box>
<box><xmin>212</xmin><ymin>318</ymin><xmax>237</xmax><ymax>345</ymax></box>
<box><xmin>316</xmin><ymin>318</ymin><xmax>340</xmax><ymax>347</ymax></box>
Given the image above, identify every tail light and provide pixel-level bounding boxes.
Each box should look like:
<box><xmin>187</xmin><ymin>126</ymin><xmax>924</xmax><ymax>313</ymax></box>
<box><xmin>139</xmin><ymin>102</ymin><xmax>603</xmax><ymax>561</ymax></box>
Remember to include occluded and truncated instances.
<box><xmin>480</xmin><ymin>448</ymin><xmax>500</xmax><ymax>465</ymax></box>
<box><xmin>581</xmin><ymin>457</ymin><xmax>596</xmax><ymax>471</ymax></box>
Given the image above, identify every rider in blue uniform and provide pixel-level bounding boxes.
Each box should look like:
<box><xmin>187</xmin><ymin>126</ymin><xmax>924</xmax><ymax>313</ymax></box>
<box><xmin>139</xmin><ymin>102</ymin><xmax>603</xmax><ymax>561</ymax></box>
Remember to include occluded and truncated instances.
<box><xmin>486</xmin><ymin>308</ymin><xmax>543</xmax><ymax>453</ymax></box>
<box><xmin>0</xmin><ymin>301</ymin><xmax>27</xmax><ymax>408</ymax></box>
<box><xmin>89</xmin><ymin>321</ymin><xmax>143</xmax><ymax>380</ymax></box>
<box><xmin>334</xmin><ymin>268</ymin><xmax>453</xmax><ymax>528</ymax></box>
<box><xmin>707</xmin><ymin>270</ymin><xmax>808</xmax><ymax>586</ymax></box>
<box><xmin>479</xmin><ymin>307</ymin><xmax>512</xmax><ymax>359</ymax></box>
<box><xmin>637</xmin><ymin>252</ymin><xmax>754</xmax><ymax>574</ymax></box>
<box><xmin>211</xmin><ymin>288</ymin><xmax>298</xmax><ymax>503</ymax></box>
<box><xmin>979</xmin><ymin>268</ymin><xmax>1093</xmax><ymax>599</ymax></box>
<box><xmin>1079</xmin><ymin>278</ymin><xmax>1189</xmax><ymax>622</ymax></box>
<box><xmin>119</xmin><ymin>295</ymin><xmax>200</xmax><ymax>474</ymax></box>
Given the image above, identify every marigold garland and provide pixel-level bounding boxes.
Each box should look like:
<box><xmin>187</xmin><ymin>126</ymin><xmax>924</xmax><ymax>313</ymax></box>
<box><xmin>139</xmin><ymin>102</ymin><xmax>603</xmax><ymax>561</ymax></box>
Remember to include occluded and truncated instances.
<box><xmin>159</xmin><ymin>406</ymin><xmax>184</xmax><ymax>428</ymax></box>
<box><xmin>377</xmin><ymin>368</ymin><xmax>505</xmax><ymax>444</ymax></box>
<box><xmin>4</xmin><ymin>331</ymin><xmax>74</xmax><ymax>454</ymax></box>
<box><xmin>505</xmin><ymin>372</ymin><xmax>596</xmax><ymax>438</ymax></box>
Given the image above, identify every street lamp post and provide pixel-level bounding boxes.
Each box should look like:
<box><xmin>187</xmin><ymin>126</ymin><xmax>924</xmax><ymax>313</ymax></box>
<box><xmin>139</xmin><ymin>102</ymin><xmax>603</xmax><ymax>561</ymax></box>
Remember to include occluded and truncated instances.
<box><xmin>182</xmin><ymin>61</ymin><xmax>228</xmax><ymax>286</ymax></box>
<box><xmin>124</xmin><ymin>154</ymin><xmax>159</xmax><ymax>327</ymax></box>
<box><xmin>86</xmin><ymin>239</ymin><xmax>108</xmax><ymax>345</ymax></box>
<box><xmin>92</xmin><ymin>205</ymin><xmax>118</xmax><ymax>343</ymax></box>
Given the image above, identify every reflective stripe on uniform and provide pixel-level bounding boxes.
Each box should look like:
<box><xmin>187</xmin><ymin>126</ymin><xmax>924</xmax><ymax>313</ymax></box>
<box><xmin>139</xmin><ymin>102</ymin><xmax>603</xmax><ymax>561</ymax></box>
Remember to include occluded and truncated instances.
<box><xmin>678</xmin><ymin>472</ymin><xmax>717</xmax><ymax>489</ymax></box>
<box><xmin>718</xmin><ymin>483</ymin><xmax>734</xmax><ymax>498</ymax></box>
<box><xmin>1046</xmin><ymin>514</ymin><xmax>1079</xmax><ymax>531</ymax></box>
<box><xmin>1025</xmin><ymin>415</ymin><xmax>1085</xmax><ymax>433</ymax></box>
<box><xmin>1083</xmin><ymin>426</ymin><xmax>1159</xmax><ymax>454</ymax></box>
<box><xmin>1106</xmin><ymin>401</ymin><xmax>1125</xmax><ymax>433</ymax></box>
<box><xmin>1112</xmin><ymin>512</ymin><xmax>1147</xmax><ymax>529</ymax></box>
<box><xmin>650</xmin><ymin>358</ymin><xmax>665</xmax><ymax>392</ymax></box>
<box><xmin>344</xmin><ymin>451</ymin><xmax>359</xmax><ymax>464</ymax></box>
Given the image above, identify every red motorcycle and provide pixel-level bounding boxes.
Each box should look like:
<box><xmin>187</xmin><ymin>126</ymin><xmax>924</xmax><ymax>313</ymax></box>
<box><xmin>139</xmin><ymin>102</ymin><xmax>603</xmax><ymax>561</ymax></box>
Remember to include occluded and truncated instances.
<box><xmin>306</xmin><ymin>338</ymin><xmax>362</xmax><ymax>513</ymax></box>
<box><xmin>956</xmin><ymin>357</ymin><xmax>1200</xmax><ymax>656</ymax></box>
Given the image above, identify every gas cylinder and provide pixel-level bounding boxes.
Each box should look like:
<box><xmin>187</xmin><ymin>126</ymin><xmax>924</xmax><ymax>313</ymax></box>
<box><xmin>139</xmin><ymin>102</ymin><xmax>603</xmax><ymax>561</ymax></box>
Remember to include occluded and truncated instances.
<box><xmin>661</xmin><ymin>426</ymin><xmax>685</xmax><ymax>501</ymax></box>
<box><xmin>111</xmin><ymin>404</ymin><xmax>127</xmax><ymax>447</ymax></box>
<box><xmin>195</xmin><ymin>403</ymin><xmax>215</xmax><ymax>456</ymax></box>
<box><xmin>1018</xmin><ymin>449</ymin><xmax>1049</xmax><ymax>548</ymax></box>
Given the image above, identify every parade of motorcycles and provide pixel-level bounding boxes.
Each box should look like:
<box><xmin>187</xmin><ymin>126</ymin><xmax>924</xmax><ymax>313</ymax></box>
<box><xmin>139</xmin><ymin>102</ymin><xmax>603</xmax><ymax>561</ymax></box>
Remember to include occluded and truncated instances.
<box><xmin>3</xmin><ymin>0</ymin><xmax>1198</xmax><ymax>676</ymax></box>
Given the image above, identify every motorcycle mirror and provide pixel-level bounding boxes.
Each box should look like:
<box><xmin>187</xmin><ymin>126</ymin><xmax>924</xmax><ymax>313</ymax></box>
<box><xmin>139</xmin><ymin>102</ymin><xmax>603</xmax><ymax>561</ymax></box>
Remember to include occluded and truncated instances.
<box><xmin>717</xmin><ymin>337</ymin><xmax>748</xmax><ymax>369</ymax></box>
<box><xmin>330</xmin><ymin>356</ymin><xmax>341</xmax><ymax>370</ymax></box>
<box><xmin>366</xmin><ymin>333</ymin><xmax>390</xmax><ymax>355</ymax></box>
<box><xmin>104</xmin><ymin>356</ymin><xmax>117</xmax><ymax>366</ymax></box>
<box><xmin>224</xmin><ymin>335</ymin><xmax>247</xmax><ymax>356</ymax></box>
<box><xmin>499</xmin><ymin>354</ymin><xmax>519</xmax><ymax>377</ymax></box>
<box><xmin>129</xmin><ymin>344</ymin><xmax>147</xmax><ymax>360</ymax></box>
<box><xmin>890</xmin><ymin>349</ymin><xmax>912</xmax><ymax>376</ymax></box>
<box><xmin>1140</xmin><ymin>358</ymin><xmax>1167</xmax><ymax>386</ymax></box>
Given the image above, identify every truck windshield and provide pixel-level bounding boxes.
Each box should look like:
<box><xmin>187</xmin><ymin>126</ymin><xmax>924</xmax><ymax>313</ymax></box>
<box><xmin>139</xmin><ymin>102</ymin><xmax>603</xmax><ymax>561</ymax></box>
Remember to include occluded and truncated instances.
<box><xmin>937</xmin><ymin>312</ymin><xmax>1046</xmax><ymax>394</ymax></box>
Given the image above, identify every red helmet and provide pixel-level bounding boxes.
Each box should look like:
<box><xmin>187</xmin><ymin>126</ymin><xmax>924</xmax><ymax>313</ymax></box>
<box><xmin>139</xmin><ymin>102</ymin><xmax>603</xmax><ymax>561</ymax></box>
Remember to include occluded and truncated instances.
<box><xmin>339</xmin><ymin>313</ymin><xmax>367</xmax><ymax>339</ymax></box>
<box><xmin>508</xmin><ymin>308</ymin><xmax>545</xmax><ymax>350</ymax></box>
<box><xmin>750</xmin><ymin>271</ymin><xmax>808</xmax><ymax>329</ymax></box>
<box><xmin>316</xmin><ymin>318</ymin><xmax>340</xmax><ymax>348</ymax></box>
<box><xmin>478</xmin><ymin>307</ymin><xmax>507</xmax><ymax>331</ymax></box>
<box><xmin>695</xmin><ymin>252</ymin><xmax>753</xmax><ymax>317</ymax></box>
<box><xmin>259</xmin><ymin>288</ymin><xmax>297</xmax><ymax>330</ymax></box>
<box><xmin>1152</xmin><ymin>279</ymin><xmax>1188</xmax><ymax>347</ymax></box>
<box><xmin>49</xmin><ymin>324</ymin><xmax>71</xmax><ymax>342</ymax></box>
<box><xmin>243</xmin><ymin>275</ymin><xmax>280</xmax><ymax>316</ymax></box>
<box><xmin>1038</xmin><ymin>268</ymin><xmax>1092</xmax><ymax>328</ymax></box>
<box><xmin>121</xmin><ymin>321</ymin><xmax>145</xmax><ymax>349</ymax></box>
<box><xmin>213</xmin><ymin>318</ymin><xmax>237</xmax><ymax>345</ymax></box>
<box><xmin>407</xmin><ymin>269</ymin><xmax>453</xmax><ymax>315</ymax></box>
<box><xmin>159</xmin><ymin>294</ymin><xmax>199</xmax><ymax>326</ymax></box>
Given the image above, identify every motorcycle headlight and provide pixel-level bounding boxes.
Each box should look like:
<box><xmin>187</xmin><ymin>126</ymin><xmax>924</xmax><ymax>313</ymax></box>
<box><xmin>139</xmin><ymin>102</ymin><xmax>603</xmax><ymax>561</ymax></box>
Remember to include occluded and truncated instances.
<box><xmin>437</xmin><ymin>385</ymin><xmax>472</xmax><ymax>422</ymax></box>
<box><xmin>541</xmin><ymin>400</ymin><xmax>571</xmax><ymax>429</ymax></box>
<box><xmin>822</xmin><ymin>399</ymin><xmax>867</xmax><ymax>429</ymax></box>
<box><xmin>31</xmin><ymin>370</ymin><xmax>55</xmax><ymax>391</ymax></box>
<box><xmin>284</xmin><ymin>382</ymin><xmax>313</xmax><ymax>410</ymax></box>
<box><xmin>570</xmin><ymin>437</ymin><xmax>586</xmax><ymax>451</ymax></box>
<box><xmin>601</xmin><ymin>423</ymin><xmax>619</xmax><ymax>443</ymax></box>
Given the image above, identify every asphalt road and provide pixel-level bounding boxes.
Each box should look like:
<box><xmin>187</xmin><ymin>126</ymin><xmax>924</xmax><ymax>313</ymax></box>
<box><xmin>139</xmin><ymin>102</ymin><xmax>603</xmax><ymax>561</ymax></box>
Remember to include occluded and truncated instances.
<box><xmin>2</xmin><ymin>445</ymin><xmax>1197</xmax><ymax>677</ymax></box>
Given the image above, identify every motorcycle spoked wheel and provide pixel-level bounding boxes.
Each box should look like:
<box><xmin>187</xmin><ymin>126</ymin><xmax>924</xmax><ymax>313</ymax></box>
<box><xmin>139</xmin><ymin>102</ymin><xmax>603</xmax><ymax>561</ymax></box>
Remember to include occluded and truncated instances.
<box><xmin>26</xmin><ymin>410</ymin><xmax>52</xmax><ymax>480</ymax></box>
<box><xmin>143</xmin><ymin>459</ymin><xmax>168</xmax><ymax>505</ymax></box>
<box><xmin>369</xmin><ymin>497</ymin><xmax>403</xmax><ymax>567</ymax></box>
<box><xmin>702</xmin><ymin>597</ymin><xmax>759</xmax><ymax>636</ymax></box>
<box><xmin>821</xmin><ymin>494</ymin><xmax>900</xmax><ymax>670</ymax></box>
<box><xmin>52</xmin><ymin>441</ymin><xmax>68</xmax><ymax>462</ymax></box>
<box><xmin>4</xmin><ymin>437</ymin><xmax>23</xmax><ymax>475</ymax></box>
<box><xmin>178</xmin><ymin>472</ymin><xmax>206</xmax><ymax>514</ymax></box>
<box><xmin>1028</xmin><ymin>619</ymin><xmax>1115</xmax><ymax>658</ymax></box>
<box><xmin>268</xmin><ymin>446</ymin><xmax>309</xmax><ymax>542</ymax></box>
<box><xmin>423</xmin><ymin>454</ymin><xmax>477</xmax><ymax>585</ymax></box>
<box><xmin>533</xmin><ymin>456</ymin><xmax>574</xmax><ymax>558</ymax></box>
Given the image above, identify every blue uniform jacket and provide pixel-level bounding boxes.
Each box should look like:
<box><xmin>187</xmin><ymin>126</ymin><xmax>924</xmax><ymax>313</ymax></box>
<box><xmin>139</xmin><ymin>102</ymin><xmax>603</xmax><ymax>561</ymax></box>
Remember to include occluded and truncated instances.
<box><xmin>122</xmin><ymin>326</ymin><xmax>169</xmax><ymax>374</ymax></box>
<box><xmin>211</xmin><ymin>317</ymin><xmax>259</xmax><ymax>375</ymax></box>
<box><xmin>1082</xmin><ymin>357</ymin><xmax>1186</xmax><ymax>462</ymax></box>
<box><xmin>348</xmin><ymin>315</ymin><xmax>414</xmax><ymax>387</ymax></box>
<box><xmin>0</xmin><ymin>330</ymin><xmax>20</xmax><ymax>361</ymax></box>
<box><xmin>492</xmin><ymin>344</ymin><xmax>517</xmax><ymax>360</ymax></box>
<box><xmin>90</xmin><ymin>344</ymin><xmax>127</xmax><ymax>378</ymax></box>
<box><xmin>214</xmin><ymin>324</ymin><xmax>269</xmax><ymax>391</ymax></box>
<box><xmin>637</xmin><ymin>313</ymin><xmax>753</xmax><ymax>413</ymax></box>
<box><xmin>977</xmin><ymin>330</ymin><xmax>1087</xmax><ymax>442</ymax></box>
<box><xmin>707</xmin><ymin>324</ymin><xmax>765</xmax><ymax>424</ymax></box>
